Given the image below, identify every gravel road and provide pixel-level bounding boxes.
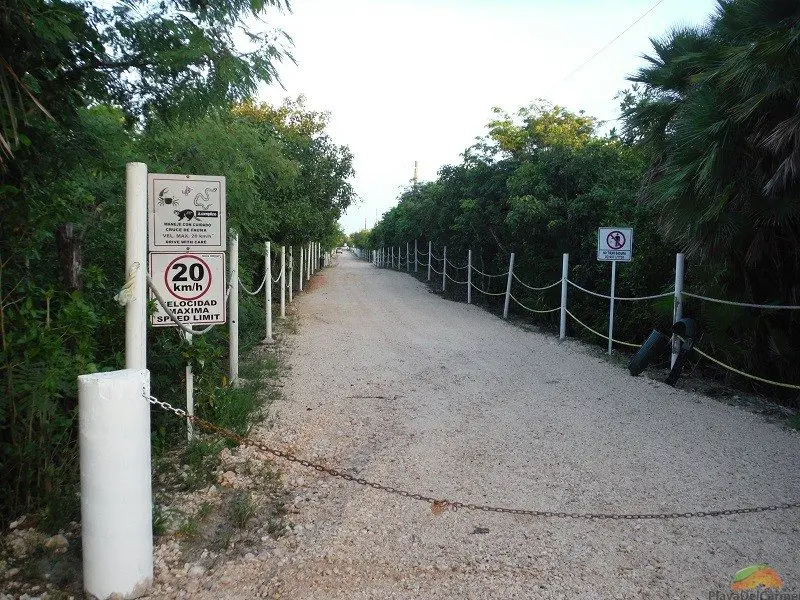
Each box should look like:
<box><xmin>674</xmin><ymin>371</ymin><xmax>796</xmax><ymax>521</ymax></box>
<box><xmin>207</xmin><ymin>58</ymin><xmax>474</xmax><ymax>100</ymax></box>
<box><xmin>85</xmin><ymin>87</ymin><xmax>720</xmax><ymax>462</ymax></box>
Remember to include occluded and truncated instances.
<box><xmin>190</xmin><ymin>252</ymin><xmax>800</xmax><ymax>599</ymax></box>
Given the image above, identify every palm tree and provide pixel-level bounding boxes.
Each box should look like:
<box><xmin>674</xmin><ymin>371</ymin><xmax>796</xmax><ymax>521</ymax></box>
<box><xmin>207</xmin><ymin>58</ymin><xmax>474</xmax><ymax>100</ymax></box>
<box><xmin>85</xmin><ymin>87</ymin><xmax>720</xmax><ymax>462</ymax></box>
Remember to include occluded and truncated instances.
<box><xmin>624</xmin><ymin>0</ymin><xmax>800</xmax><ymax>387</ymax></box>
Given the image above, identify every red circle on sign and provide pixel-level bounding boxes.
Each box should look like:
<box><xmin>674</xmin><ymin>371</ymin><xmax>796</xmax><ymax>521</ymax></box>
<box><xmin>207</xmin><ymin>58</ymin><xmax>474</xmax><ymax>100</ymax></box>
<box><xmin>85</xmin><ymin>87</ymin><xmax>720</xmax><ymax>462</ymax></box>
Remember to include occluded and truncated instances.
<box><xmin>606</xmin><ymin>231</ymin><xmax>626</xmax><ymax>250</ymax></box>
<box><xmin>163</xmin><ymin>254</ymin><xmax>212</xmax><ymax>301</ymax></box>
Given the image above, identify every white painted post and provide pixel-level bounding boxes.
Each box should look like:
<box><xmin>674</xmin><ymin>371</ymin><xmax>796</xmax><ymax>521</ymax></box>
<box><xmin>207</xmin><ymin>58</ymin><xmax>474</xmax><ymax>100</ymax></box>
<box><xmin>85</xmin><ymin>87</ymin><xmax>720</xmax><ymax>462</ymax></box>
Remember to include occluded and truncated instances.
<box><xmin>560</xmin><ymin>253</ymin><xmax>569</xmax><ymax>340</ymax></box>
<box><xmin>125</xmin><ymin>162</ymin><xmax>147</xmax><ymax>370</ymax></box>
<box><xmin>306</xmin><ymin>242</ymin><xmax>311</xmax><ymax>281</ymax></box>
<box><xmin>427</xmin><ymin>241</ymin><xmax>432</xmax><ymax>281</ymax></box>
<box><xmin>265</xmin><ymin>242</ymin><xmax>274</xmax><ymax>344</ymax></box>
<box><xmin>672</xmin><ymin>253</ymin><xmax>685</xmax><ymax>367</ymax></box>
<box><xmin>280</xmin><ymin>245</ymin><xmax>286</xmax><ymax>317</ymax></box>
<box><xmin>288</xmin><ymin>246</ymin><xmax>294</xmax><ymax>303</ymax></box>
<box><xmin>185</xmin><ymin>328</ymin><xmax>194</xmax><ymax>441</ymax></box>
<box><xmin>414</xmin><ymin>240</ymin><xmax>418</xmax><ymax>273</ymax></box>
<box><xmin>406</xmin><ymin>242</ymin><xmax>410</xmax><ymax>271</ymax></box>
<box><xmin>608</xmin><ymin>260</ymin><xmax>617</xmax><ymax>355</ymax></box>
<box><xmin>79</xmin><ymin>369</ymin><xmax>152</xmax><ymax>600</ymax></box>
<box><xmin>391</xmin><ymin>246</ymin><xmax>395</xmax><ymax>269</ymax></box>
<box><xmin>503</xmin><ymin>253</ymin><xmax>515</xmax><ymax>319</ymax></box>
<box><xmin>299</xmin><ymin>246</ymin><xmax>304</xmax><ymax>291</ymax></box>
<box><xmin>467</xmin><ymin>249</ymin><xmax>472</xmax><ymax>304</ymax></box>
<box><xmin>229</xmin><ymin>233</ymin><xmax>239</xmax><ymax>383</ymax></box>
<box><xmin>442</xmin><ymin>246</ymin><xmax>447</xmax><ymax>291</ymax></box>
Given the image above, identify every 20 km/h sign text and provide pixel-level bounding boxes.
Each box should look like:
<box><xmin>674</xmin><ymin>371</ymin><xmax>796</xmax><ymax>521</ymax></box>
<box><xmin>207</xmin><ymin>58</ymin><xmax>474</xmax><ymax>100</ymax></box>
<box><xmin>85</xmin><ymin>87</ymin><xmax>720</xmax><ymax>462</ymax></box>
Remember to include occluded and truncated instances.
<box><xmin>149</xmin><ymin>252</ymin><xmax>227</xmax><ymax>327</ymax></box>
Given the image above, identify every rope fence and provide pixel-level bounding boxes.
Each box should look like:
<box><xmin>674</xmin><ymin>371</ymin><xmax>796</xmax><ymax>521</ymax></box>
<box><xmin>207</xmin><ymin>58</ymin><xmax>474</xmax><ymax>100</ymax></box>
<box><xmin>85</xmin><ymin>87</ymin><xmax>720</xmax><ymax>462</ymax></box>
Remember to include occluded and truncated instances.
<box><xmin>364</xmin><ymin>243</ymin><xmax>800</xmax><ymax>392</ymax></box>
<box><xmin>514</xmin><ymin>273</ymin><xmax>562</xmax><ymax>292</ymax></box>
<box><xmin>511</xmin><ymin>294</ymin><xmax>561</xmax><ymax>314</ymax></box>
<box><xmin>239</xmin><ymin>275</ymin><xmax>267</xmax><ymax>296</ymax></box>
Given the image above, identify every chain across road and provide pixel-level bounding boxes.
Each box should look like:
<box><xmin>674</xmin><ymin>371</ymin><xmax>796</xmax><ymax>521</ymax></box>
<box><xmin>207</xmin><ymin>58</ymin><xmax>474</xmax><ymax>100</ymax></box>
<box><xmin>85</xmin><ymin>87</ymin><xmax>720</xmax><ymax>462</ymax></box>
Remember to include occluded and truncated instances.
<box><xmin>147</xmin><ymin>393</ymin><xmax>800</xmax><ymax>521</ymax></box>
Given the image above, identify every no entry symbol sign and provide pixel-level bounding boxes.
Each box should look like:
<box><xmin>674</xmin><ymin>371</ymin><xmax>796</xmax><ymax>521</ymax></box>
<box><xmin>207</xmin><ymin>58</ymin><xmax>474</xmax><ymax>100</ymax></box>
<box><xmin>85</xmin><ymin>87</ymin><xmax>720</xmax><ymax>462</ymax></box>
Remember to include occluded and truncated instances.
<box><xmin>149</xmin><ymin>252</ymin><xmax>227</xmax><ymax>327</ymax></box>
<box><xmin>606</xmin><ymin>230</ymin><xmax>626</xmax><ymax>250</ymax></box>
<box><xmin>598</xmin><ymin>227</ymin><xmax>633</xmax><ymax>262</ymax></box>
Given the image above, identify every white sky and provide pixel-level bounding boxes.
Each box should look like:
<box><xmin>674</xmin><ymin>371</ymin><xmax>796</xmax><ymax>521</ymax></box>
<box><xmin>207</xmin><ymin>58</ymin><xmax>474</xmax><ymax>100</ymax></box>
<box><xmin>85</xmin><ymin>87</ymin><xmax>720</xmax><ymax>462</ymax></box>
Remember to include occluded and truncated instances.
<box><xmin>260</xmin><ymin>0</ymin><xmax>719</xmax><ymax>233</ymax></box>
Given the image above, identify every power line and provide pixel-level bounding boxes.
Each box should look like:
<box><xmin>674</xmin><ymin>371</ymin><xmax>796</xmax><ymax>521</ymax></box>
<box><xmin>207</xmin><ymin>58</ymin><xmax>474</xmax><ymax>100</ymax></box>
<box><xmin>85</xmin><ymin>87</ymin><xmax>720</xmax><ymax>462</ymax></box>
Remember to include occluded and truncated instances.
<box><xmin>563</xmin><ymin>0</ymin><xmax>668</xmax><ymax>81</ymax></box>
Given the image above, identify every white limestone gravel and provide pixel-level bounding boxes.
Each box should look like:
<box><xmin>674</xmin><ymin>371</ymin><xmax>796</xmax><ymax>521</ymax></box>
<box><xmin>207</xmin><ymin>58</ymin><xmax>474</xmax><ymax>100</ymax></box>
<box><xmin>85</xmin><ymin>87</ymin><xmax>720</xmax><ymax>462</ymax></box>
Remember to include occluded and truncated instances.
<box><xmin>154</xmin><ymin>251</ymin><xmax>800</xmax><ymax>599</ymax></box>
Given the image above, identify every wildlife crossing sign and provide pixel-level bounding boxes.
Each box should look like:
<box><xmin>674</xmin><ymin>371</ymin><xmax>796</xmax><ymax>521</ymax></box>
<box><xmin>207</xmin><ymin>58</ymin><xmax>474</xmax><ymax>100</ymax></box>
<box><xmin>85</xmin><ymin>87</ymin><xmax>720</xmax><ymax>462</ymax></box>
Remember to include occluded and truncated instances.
<box><xmin>597</xmin><ymin>227</ymin><xmax>633</xmax><ymax>262</ymax></box>
<box><xmin>148</xmin><ymin>173</ymin><xmax>226</xmax><ymax>252</ymax></box>
<box><xmin>149</xmin><ymin>252</ymin><xmax>227</xmax><ymax>327</ymax></box>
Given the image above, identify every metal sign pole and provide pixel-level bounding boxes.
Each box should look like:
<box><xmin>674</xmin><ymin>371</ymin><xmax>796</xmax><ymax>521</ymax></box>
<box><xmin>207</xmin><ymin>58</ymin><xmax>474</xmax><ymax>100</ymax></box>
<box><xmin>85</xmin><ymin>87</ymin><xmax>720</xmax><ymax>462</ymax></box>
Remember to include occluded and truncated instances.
<box><xmin>608</xmin><ymin>260</ymin><xmax>617</xmax><ymax>355</ymax></box>
<box><xmin>185</xmin><ymin>327</ymin><xmax>194</xmax><ymax>440</ymax></box>
<box><xmin>229</xmin><ymin>233</ymin><xmax>239</xmax><ymax>382</ymax></box>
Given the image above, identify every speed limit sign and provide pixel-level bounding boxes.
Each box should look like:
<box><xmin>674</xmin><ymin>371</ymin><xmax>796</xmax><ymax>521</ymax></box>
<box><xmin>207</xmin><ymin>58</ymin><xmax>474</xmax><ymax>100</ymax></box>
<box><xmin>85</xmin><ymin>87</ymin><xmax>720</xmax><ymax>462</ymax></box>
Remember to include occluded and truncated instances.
<box><xmin>148</xmin><ymin>252</ymin><xmax>227</xmax><ymax>327</ymax></box>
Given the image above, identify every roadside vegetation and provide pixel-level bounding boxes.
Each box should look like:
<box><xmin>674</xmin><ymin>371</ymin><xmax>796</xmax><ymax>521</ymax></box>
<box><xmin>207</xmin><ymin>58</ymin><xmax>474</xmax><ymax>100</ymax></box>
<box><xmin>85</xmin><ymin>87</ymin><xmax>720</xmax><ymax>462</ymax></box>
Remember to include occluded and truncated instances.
<box><xmin>1</xmin><ymin>0</ymin><xmax>352</xmax><ymax>532</ymax></box>
<box><xmin>359</xmin><ymin>0</ymin><xmax>800</xmax><ymax>405</ymax></box>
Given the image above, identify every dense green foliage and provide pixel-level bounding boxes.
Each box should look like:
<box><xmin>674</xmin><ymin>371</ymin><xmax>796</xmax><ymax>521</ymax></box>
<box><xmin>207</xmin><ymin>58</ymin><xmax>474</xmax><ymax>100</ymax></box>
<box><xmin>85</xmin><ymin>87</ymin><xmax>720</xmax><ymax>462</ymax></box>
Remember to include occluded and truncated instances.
<box><xmin>1</xmin><ymin>1</ymin><xmax>353</xmax><ymax>527</ymax></box>
<box><xmin>364</xmin><ymin>0</ymin><xmax>800</xmax><ymax>401</ymax></box>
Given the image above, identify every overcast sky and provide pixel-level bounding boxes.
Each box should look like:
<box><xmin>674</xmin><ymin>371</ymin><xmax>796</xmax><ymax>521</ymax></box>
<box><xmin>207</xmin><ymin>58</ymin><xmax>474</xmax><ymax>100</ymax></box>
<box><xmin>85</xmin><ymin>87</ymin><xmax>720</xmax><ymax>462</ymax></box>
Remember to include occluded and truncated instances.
<box><xmin>261</xmin><ymin>0</ymin><xmax>719</xmax><ymax>233</ymax></box>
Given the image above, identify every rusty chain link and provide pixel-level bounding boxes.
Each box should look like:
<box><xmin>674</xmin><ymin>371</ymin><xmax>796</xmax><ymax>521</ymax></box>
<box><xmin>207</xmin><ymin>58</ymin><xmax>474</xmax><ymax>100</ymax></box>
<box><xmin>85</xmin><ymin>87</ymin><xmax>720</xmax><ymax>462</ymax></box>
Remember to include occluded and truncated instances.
<box><xmin>146</xmin><ymin>394</ymin><xmax>800</xmax><ymax>521</ymax></box>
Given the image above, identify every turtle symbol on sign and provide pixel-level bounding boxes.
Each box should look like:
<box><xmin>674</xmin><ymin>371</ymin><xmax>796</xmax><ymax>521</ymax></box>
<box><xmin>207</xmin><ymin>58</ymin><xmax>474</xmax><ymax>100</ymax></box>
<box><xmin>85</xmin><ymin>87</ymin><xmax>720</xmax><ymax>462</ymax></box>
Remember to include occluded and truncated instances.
<box><xmin>606</xmin><ymin>230</ymin><xmax>626</xmax><ymax>250</ymax></box>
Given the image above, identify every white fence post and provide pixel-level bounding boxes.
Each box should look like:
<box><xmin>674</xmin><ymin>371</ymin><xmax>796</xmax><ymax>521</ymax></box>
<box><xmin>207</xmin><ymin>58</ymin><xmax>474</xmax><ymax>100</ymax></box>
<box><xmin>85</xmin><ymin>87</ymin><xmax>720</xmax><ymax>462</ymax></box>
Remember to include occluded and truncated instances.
<box><xmin>467</xmin><ymin>249</ymin><xmax>472</xmax><ymax>304</ymax></box>
<box><xmin>560</xmin><ymin>253</ymin><xmax>569</xmax><ymax>340</ymax></box>
<box><xmin>442</xmin><ymin>246</ymin><xmax>447</xmax><ymax>292</ymax></box>
<box><xmin>125</xmin><ymin>162</ymin><xmax>147</xmax><ymax>370</ymax></box>
<box><xmin>672</xmin><ymin>253</ymin><xmax>685</xmax><ymax>367</ymax></box>
<box><xmin>265</xmin><ymin>242</ymin><xmax>274</xmax><ymax>344</ymax></box>
<box><xmin>414</xmin><ymin>239</ymin><xmax>418</xmax><ymax>273</ymax></box>
<box><xmin>427</xmin><ymin>241</ymin><xmax>432</xmax><ymax>281</ymax></box>
<box><xmin>503</xmin><ymin>252</ymin><xmax>515</xmax><ymax>319</ymax></box>
<box><xmin>79</xmin><ymin>369</ymin><xmax>152</xmax><ymax>600</ymax></box>
<box><xmin>391</xmin><ymin>246</ymin><xmax>395</xmax><ymax>269</ymax></box>
<box><xmin>406</xmin><ymin>241</ymin><xmax>410</xmax><ymax>271</ymax></box>
<box><xmin>288</xmin><ymin>246</ymin><xmax>294</xmax><ymax>303</ymax></box>
<box><xmin>229</xmin><ymin>233</ymin><xmax>239</xmax><ymax>383</ymax></box>
<box><xmin>299</xmin><ymin>246</ymin><xmax>304</xmax><ymax>291</ymax></box>
<box><xmin>280</xmin><ymin>245</ymin><xmax>286</xmax><ymax>317</ymax></box>
<box><xmin>608</xmin><ymin>260</ymin><xmax>617</xmax><ymax>355</ymax></box>
<box><xmin>307</xmin><ymin>242</ymin><xmax>311</xmax><ymax>281</ymax></box>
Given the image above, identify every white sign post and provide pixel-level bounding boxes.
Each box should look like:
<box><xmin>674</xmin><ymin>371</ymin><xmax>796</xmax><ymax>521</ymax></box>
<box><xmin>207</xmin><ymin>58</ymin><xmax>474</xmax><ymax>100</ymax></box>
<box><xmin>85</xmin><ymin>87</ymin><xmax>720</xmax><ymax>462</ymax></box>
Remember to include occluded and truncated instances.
<box><xmin>598</xmin><ymin>227</ymin><xmax>633</xmax><ymax>355</ymax></box>
<box><xmin>148</xmin><ymin>174</ymin><xmax>226</xmax><ymax>252</ymax></box>
<box><xmin>148</xmin><ymin>252</ymin><xmax>227</xmax><ymax>327</ymax></box>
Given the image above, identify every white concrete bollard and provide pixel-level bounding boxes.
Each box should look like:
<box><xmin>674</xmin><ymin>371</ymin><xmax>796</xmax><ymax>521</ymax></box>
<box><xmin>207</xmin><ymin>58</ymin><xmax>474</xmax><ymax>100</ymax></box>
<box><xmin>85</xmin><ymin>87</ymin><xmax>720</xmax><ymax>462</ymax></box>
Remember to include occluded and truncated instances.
<box><xmin>264</xmin><ymin>242</ymin><xmax>274</xmax><ymax>344</ymax></box>
<box><xmin>427</xmin><ymin>241</ymin><xmax>432</xmax><ymax>281</ymax></box>
<box><xmin>442</xmin><ymin>246</ymin><xmax>447</xmax><ymax>292</ymax></box>
<box><xmin>503</xmin><ymin>252</ymin><xmax>515</xmax><ymax>319</ymax></box>
<box><xmin>672</xmin><ymin>253</ymin><xmax>685</xmax><ymax>367</ymax></box>
<box><xmin>125</xmin><ymin>163</ymin><xmax>147</xmax><ymax>370</ymax></box>
<box><xmin>80</xmin><ymin>369</ymin><xmax>152</xmax><ymax>600</ymax></box>
<box><xmin>280</xmin><ymin>245</ymin><xmax>286</xmax><ymax>317</ymax></box>
<box><xmin>414</xmin><ymin>239</ymin><xmax>418</xmax><ymax>273</ymax></box>
<box><xmin>467</xmin><ymin>249</ymin><xmax>472</xmax><ymax>304</ymax></box>
<box><xmin>560</xmin><ymin>253</ymin><xmax>569</xmax><ymax>340</ymax></box>
<box><xmin>299</xmin><ymin>246</ymin><xmax>304</xmax><ymax>291</ymax></box>
<box><xmin>229</xmin><ymin>233</ymin><xmax>239</xmax><ymax>383</ymax></box>
<box><xmin>288</xmin><ymin>246</ymin><xmax>294</xmax><ymax>303</ymax></box>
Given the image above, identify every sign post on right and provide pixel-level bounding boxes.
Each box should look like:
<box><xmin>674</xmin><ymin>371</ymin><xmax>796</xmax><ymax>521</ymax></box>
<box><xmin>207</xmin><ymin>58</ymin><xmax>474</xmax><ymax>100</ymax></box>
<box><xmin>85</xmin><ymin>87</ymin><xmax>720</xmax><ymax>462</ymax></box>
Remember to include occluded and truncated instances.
<box><xmin>597</xmin><ymin>227</ymin><xmax>633</xmax><ymax>262</ymax></box>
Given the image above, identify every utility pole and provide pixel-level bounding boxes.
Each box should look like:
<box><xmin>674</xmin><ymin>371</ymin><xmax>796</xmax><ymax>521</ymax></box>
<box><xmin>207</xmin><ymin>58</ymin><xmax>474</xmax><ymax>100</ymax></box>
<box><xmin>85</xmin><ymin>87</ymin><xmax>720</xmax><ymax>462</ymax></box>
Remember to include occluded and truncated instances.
<box><xmin>413</xmin><ymin>160</ymin><xmax>418</xmax><ymax>189</ymax></box>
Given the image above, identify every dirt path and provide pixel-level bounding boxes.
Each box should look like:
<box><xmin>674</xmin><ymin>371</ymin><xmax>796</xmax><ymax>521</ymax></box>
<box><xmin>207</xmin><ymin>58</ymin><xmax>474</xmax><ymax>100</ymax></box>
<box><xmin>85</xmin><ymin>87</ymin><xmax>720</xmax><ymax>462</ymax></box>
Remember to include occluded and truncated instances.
<box><xmin>205</xmin><ymin>252</ymin><xmax>800</xmax><ymax>599</ymax></box>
